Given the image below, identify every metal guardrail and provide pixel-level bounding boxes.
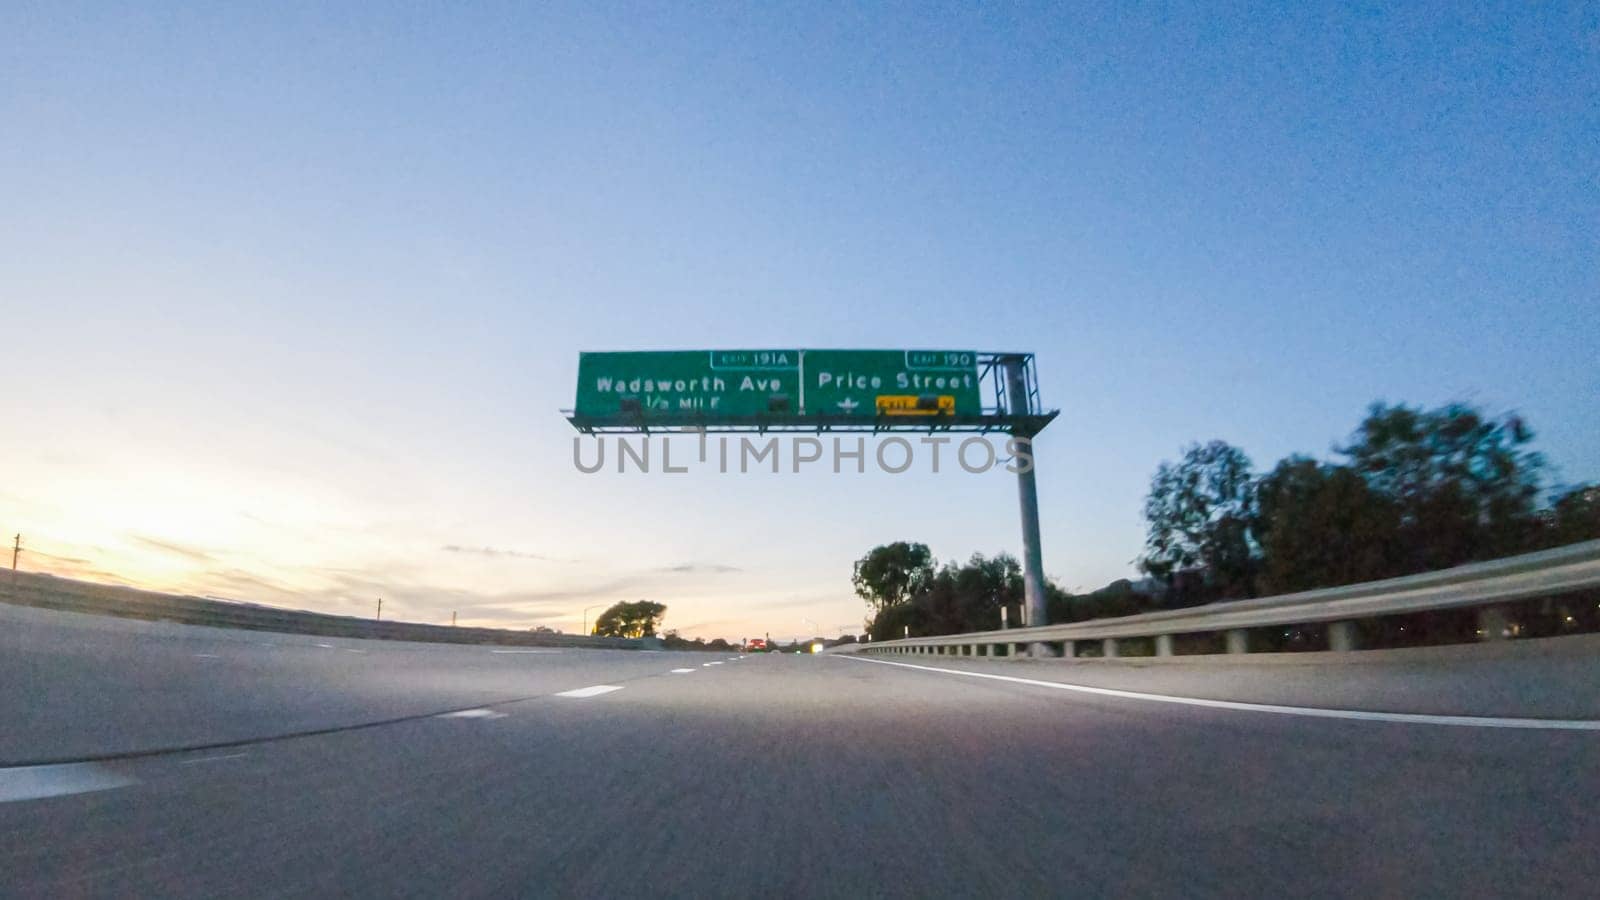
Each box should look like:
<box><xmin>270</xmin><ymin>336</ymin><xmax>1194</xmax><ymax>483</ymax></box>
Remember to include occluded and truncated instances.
<box><xmin>1</xmin><ymin>573</ymin><xmax>644</xmax><ymax>650</ymax></box>
<box><xmin>835</xmin><ymin>539</ymin><xmax>1600</xmax><ymax>658</ymax></box>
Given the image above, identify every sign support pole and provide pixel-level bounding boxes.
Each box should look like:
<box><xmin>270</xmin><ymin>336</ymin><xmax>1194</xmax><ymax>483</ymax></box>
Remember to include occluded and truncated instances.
<box><xmin>1002</xmin><ymin>357</ymin><xmax>1053</xmax><ymax>658</ymax></box>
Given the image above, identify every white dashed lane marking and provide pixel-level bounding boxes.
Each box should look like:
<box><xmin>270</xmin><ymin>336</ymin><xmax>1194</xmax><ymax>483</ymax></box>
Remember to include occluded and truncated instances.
<box><xmin>486</xmin><ymin>646</ymin><xmax>563</xmax><ymax>656</ymax></box>
<box><xmin>177</xmin><ymin>753</ymin><xmax>249</xmax><ymax>766</ymax></box>
<box><xmin>670</xmin><ymin>668</ymin><xmax>697</xmax><ymax>674</ymax></box>
<box><xmin>0</xmin><ymin>764</ymin><xmax>139</xmax><ymax>803</ymax></box>
<box><xmin>555</xmin><ymin>685</ymin><xmax>624</xmax><ymax>699</ymax></box>
<box><xmin>192</xmin><ymin>653</ymin><xmax>220</xmax><ymax>659</ymax></box>
<box><xmin>436</xmin><ymin>709</ymin><xmax>508</xmax><ymax>720</ymax></box>
<box><xmin>490</xmin><ymin>649</ymin><xmax>563</xmax><ymax>654</ymax></box>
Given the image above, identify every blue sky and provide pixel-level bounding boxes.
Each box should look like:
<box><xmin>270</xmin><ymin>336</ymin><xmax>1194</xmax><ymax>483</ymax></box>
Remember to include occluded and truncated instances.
<box><xmin>2</xmin><ymin>3</ymin><xmax>1596</xmax><ymax>640</ymax></box>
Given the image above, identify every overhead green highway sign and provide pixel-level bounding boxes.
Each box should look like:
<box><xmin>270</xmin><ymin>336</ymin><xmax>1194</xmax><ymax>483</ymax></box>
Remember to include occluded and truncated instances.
<box><xmin>565</xmin><ymin>349</ymin><xmax>1058</xmax><ymax>659</ymax></box>
<box><xmin>574</xmin><ymin>349</ymin><xmax>982</xmax><ymax>421</ymax></box>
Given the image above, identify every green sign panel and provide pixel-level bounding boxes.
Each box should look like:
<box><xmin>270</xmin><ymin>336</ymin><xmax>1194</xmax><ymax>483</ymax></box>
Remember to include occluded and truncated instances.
<box><xmin>574</xmin><ymin>350</ymin><xmax>982</xmax><ymax>420</ymax></box>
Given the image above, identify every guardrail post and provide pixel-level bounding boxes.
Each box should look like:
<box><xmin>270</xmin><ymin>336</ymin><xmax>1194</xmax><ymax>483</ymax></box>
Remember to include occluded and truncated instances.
<box><xmin>1102</xmin><ymin>638</ymin><xmax>1118</xmax><ymax>658</ymax></box>
<box><xmin>1478</xmin><ymin>605</ymin><xmax>1511</xmax><ymax>641</ymax></box>
<box><xmin>1225</xmin><ymin>629</ymin><xmax>1249</xmax><ymax>654</ymax></box>
<box><xmin>1062</xmin><ymin>639</ymin><xmax>1074</xmax><ymax>658</ymax></box>
<box><xmin>1154</xmin><ymin>634</ymin><xmax>1174</xmax><ymax>657</ymax></box>
<box><xmin>1327</xmin><ymin>621</ymin><xmax>1359</xmax><ymax>652</ymax></box>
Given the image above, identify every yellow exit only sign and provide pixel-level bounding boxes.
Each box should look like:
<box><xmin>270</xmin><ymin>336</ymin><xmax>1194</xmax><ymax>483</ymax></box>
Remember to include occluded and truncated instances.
<box><xmin>875</xmin><ymin>395</ymin><xmax>956</xmax><ymax>416</ymax></box>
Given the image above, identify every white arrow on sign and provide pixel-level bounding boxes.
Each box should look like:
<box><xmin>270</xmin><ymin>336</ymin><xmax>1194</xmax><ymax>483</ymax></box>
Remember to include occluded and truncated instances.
<box><xmin>836</xmin><ymin>398</ymin><xmax>860</xmax><ymax>412</ymax></box>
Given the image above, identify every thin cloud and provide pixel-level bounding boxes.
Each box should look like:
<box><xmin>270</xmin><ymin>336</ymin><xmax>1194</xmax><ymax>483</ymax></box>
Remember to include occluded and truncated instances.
<box><xmin>658</xmin><ymin>563</ymin><xmax>742</xmax><ymax>574</ymax></box>
<box><xmin>751</xmin><ymin>595</ymin><xmax>832</xmax><ymax>609</ymax></box>
<box><xmin>674</xmin><ymin>620</ymin><xmax>740</xmax><ymax>633</ymax></box>
<box><xmin>441</xmin><ymin>544</ymin><xmax>574</xmax><ymax>563</ymax></box>
<box><xmin>24</xmin><ymin>548</ymin><xmax>97</xmax><ymax>567</ymax></box>
<box><xmin>319</xmin><ymin>570</ymin><xmax>647</xmax><ymax>618</ymax></box>
<box><xmin>130</xmin><ymin>535</ymin><xmax>215</xmax><ymax>562</ymax></box>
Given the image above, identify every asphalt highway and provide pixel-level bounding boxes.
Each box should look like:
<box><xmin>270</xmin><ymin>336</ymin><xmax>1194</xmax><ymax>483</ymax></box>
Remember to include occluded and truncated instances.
<box><xmin>4</xmin><ymin>602</ymin><xmax>1599</xmax><ymax>898</ymax></box>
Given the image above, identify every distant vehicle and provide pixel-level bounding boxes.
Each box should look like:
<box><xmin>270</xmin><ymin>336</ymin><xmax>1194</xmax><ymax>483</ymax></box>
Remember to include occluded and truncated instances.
<box><xmin>744</xmin><ymin>638</ymin><xmax>767</xmax><ymax>652</ymax></box>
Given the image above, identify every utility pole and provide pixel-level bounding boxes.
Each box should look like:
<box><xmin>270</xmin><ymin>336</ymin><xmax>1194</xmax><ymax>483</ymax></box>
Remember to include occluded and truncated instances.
<box><xmin>376</xmin><ymin>597</ymin><xmax>382</xmax><ymax>621</ymax></box>
<box><xmin>9</xmin><ymin>534</ymin><xmax>18</xmax><ymax>595</ymax></box>
<box><xmin>451</xmin><ymin>611</ymin><xmax>457</xmax><ymax>627</ymax></box>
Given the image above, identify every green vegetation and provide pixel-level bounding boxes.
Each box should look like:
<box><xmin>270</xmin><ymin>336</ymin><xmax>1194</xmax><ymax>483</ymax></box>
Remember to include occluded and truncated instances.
<box><xmin>1140</xmin><ymin>401</ymin><xmax>1587</xmax><ymax>603</ymax></box>
<box><xmin>660</xmin><ymin>631</ymin><xmax>737</xmax><ymax>652</ymax></box>
<box><xmin>859</xmin><ymin>400</ymin><xmax>1600</xmax><ymax>640</ymax></box>
<box><xmin>857</xmin><ymin>546</ymin><xmax>1023</xmax><ymax>641</ymax></box>
<box><xmin>591</xmin><ymin>600</ymin><xmax>667</xmax><ymax>638</ymax></box>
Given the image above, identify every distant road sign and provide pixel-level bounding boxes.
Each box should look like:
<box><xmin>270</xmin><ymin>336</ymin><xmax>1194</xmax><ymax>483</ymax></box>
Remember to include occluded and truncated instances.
<box><xmin>574</xmin><ymin>350</ymin><xmax>981</xmax><ymax>421</ymax></box>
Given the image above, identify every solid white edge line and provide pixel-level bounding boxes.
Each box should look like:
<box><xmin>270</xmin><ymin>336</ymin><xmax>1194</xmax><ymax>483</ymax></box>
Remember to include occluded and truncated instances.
<box><xmin>554</xmin><ymin>685</ymin><xmax>624</xmax><ymax>699</ymax></box>
<box><xmin>838</xmin><ymin>656</ymin><xmax>1600</xmax><ymax>731</ymax></box>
